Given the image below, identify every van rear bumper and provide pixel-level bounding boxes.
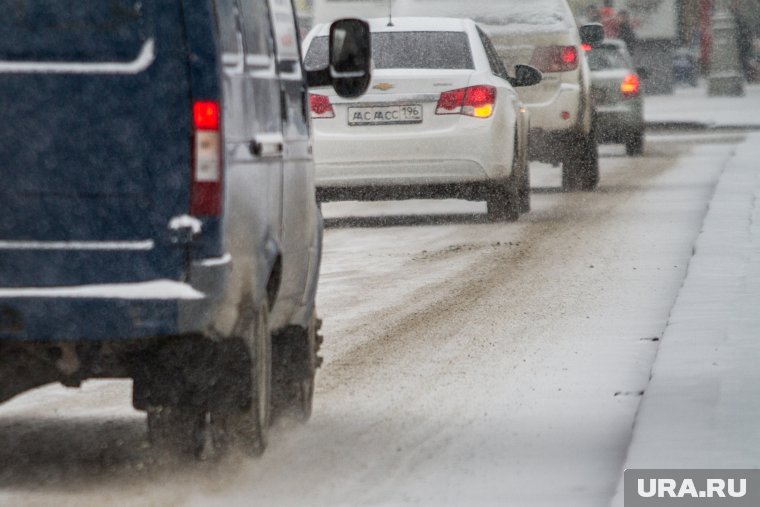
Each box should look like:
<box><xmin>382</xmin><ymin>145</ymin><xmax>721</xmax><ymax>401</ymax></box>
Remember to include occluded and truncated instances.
<box><xmin>0</xmin><ymin>256</ymin><xmax>230</xmax><ymax>342</ymax></box>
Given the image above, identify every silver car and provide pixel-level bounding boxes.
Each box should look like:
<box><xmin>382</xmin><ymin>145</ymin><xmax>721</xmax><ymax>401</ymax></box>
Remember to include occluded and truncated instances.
<box><xmin>587</xmin><ymin>39</ymin><xmax>645</xmax><ymax>156</ymax></box>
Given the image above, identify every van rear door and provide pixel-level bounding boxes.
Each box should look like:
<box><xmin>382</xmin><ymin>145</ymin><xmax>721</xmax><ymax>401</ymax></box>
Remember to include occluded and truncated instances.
<box><xmin>0</xmin><ymin>1</ymin><xmax>193</xmax><ymax>287</ymax></box>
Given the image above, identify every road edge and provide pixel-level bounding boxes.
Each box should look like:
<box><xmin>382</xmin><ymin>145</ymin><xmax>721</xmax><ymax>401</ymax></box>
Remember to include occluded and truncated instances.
<box><xmin>610</xmin><ymin>132</ymin><xmax>760</xmax><ymax>506</ymax></box>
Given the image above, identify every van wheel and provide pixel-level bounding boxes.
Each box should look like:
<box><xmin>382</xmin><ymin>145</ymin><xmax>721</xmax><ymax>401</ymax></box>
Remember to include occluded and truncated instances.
<box><xmin>222</xmin><ymin>300</ymin><xmax>272</xmax><ymax>456</ymax></box>
<box><xmin>625</xmin><ymin>131</ymin><xmax>644</xmax><ymax>156</ymax></box>
<box><xmin>272</xmin><ymin>311</ymin><xmax>322</xmax><ymax>423</ymax></box>
<box><xmin>147</xmin><ymin>405</ymin><xmax>207</xmax><ymax>457</ymax></box>
<box><xmin>562</xmin><ymin>129</ymin><xmax>599</xmax><ymax>191</ymax></box>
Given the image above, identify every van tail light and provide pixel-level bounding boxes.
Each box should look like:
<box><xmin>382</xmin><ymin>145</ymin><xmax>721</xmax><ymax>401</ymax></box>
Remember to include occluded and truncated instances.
<box><xmin>191</xmin><ymin>100</ymin><xmax>223</xmax><ymax>217</ymax></box>
<box><xmin>436</xmin><ymin>85</ymin><xmax>496</xmax><ymax>118</ymax></box>
<box><xmin>621</xmin><ymin>74</ymin><xmax>640</xmax><ymax>99</ymax></box>
<box><xmin>530</xmin><ymin>46</ymin><xmax>579</xmax><ymax>73</ymax></box>
<box><xmin>310</xmin><ymin>94</ymin><xmax>335</xmax><ymax>119</ymax></box>
<box><xmin>581</xmin><ymin>43</ymin><xmax>592</xmax><ymax>52</ymax></box>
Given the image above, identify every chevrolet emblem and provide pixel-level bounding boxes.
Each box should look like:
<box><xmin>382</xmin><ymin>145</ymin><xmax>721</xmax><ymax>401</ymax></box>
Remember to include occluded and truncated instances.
<box><xmin>373</xmin><ymin>82</ymin><xmax>394</xmax><ymax>91</ymax></box>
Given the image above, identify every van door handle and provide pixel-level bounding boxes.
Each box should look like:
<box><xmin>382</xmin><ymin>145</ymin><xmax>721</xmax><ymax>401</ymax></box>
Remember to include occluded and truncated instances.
<box><xmin>250</xmin><ymin>133</ymin><xmax>284</xmax><ymax>158</ymax></box>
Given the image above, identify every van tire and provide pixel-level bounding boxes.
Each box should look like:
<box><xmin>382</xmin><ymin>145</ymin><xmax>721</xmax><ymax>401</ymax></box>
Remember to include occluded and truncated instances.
<box><xmin>272</xmin><ymin>311</ymin><xmax>321</xmax><ymax>423</ymax></box>
<box><xmin>562</xmin><ymin>129</ymin><xmax>599</xmax><ymax>191</ymax></box>
<box><xmin>147</xmin><ymin>406</ymin><xmax>207</xmax><ymax>457</ymax></box>
<box><xmin>222</xmin><ymin>300</ymin><xmax>272</xmax><ymax>456</ymax></box>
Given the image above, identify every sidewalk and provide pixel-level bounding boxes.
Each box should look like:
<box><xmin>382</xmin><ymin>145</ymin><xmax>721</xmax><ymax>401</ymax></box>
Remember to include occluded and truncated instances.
<box><xmin>610</xmin><ymin>133</ymin><xmax>760</xmax><ymax>506</ymax></box>
<box><xmin>645</xmin><ymin>82</ymin><xmax>760</xmax><ymax>129</ymax></box>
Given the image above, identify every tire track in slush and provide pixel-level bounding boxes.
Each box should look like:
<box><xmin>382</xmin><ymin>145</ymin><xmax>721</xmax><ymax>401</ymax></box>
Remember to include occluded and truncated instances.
<box><xmin>0</xmin><ymin>136</ymin><xmax>736</xmax><ymax>507</ymax></box>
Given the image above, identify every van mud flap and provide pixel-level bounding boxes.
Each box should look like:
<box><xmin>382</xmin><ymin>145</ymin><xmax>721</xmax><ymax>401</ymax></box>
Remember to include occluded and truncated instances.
<box><xmin>0</xmin><ymin>345</ymin><xmax>60</xmax><ymax>405</ymax></box>
<box><xmin>132</xmin><ymin>335</ymin><xmax>252</xmax><ymax>413</ymax></box>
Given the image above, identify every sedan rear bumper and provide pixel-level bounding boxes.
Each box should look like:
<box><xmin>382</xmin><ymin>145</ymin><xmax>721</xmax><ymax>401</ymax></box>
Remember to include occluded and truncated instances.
<box><xmin>316</xmin><ymin>159</ymin><xmax>490</xmax><ymax>188</ymax></box>
<box><xmin>317</xmin><ymin>180</ymin><xmax>493</xmax><ymax>202</ymax></box>
<box><xmin>313</xmin><ymin>116</ymin><xmax>513</xmax><ymax>188</ymax></box>
<box><xmin>522</xmin><ymin>82</ymin><xmax>583</xmax><ymax>133</ymax></box>
<box><xmin>595</xmin><ymin>103</ymin><xmax>643</xmax><ymax>143</ymax></box>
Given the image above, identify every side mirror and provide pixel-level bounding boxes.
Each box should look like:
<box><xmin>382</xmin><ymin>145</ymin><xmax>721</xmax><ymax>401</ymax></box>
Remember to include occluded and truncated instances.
<box><xmin>306</xmin><ymin>19</ymin><xmax>372</xmax><ymax>99</ymax></box>
<box><xmin>636</xmin><ymin>67</ymin><xmax>649</xmax><ymax>80</ymax></box>
<box><xmin>579</xmin><ymin>23</ymin><xmax>604</xmax><ymax>47</ymax></box>
<box><xmin>512</xmin><ymin>64</ymin><xmax>542</xmax><ymax>87</ymax></box>
<box><xmin>331</xmin><ymin>19</ymin><xmax>372</xmax><ymax>98</ymax></box>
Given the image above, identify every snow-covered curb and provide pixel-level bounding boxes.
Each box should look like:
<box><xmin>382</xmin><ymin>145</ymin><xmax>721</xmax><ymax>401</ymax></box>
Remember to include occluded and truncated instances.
<box><xmin>644</xmin><ymin>83</ymin><xmax>760</xmax><ymax>129</ymax></box>
<box><xmin>610</xmin><ymin>133</ymin><xmax>760</xmax><ymax>505</ymax></box>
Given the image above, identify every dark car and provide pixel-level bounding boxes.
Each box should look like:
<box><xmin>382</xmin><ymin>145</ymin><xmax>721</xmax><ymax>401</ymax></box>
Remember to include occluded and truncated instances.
<box><xmin>0</xmin><ymin>0</ymin><xmax>369</xmax><ymax>456</ymax></box>
<box><xmin>587</xmin><ymin>39</ymin><xmax>645</xmax><ymax>156</ymax></box>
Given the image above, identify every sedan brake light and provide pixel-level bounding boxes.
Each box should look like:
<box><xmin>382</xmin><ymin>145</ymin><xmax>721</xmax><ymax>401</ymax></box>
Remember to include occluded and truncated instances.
<box><xmin>436</xmin><ymin>88</ymin><xmax>466</xmax><ymax>114</ymax></box>
<box><xmin>530</xmin><ymin>46</ymin><xmax>579</xmax><ymax>73</ymax></box>
<box><xmin>191</xmin><ymin>100</ymin><xmax>223</xmax><ymax>217</ymax></box>
<box><xmin>621</xmin><ymin>74</ymin><xmax>640</xmax><ymax>99</ymax></box>
<box><xmin>310</xmin><ymin>94</ymin><xmax>335</xmax><ymax>119</ymax></box>
<box><xmin>436</xmin><ymin>85</ymin><xmax>496</xmax><ymax>119</ymax></box>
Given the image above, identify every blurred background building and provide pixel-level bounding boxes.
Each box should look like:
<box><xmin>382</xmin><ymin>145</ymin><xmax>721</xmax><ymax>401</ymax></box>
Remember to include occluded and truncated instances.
<box><xmin>295</xmin><ymin>0</ymin><xmax>760</xmax><ymax>89</ymax></box>
<box><xmin>568</xmin><ymin>0</ymin><xmax>760</xmax><ymax>87</ymax></box>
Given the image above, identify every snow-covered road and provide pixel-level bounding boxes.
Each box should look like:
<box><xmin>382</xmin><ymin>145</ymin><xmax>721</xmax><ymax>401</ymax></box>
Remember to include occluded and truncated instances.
<box><xmin>0</xmin><ymin>133</ymin><xmax>744</xmax><ymax>507</ymax></box>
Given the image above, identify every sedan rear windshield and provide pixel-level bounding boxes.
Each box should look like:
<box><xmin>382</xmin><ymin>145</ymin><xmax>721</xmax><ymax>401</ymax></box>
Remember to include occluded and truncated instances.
<box><xmin>305</xmin><ymin>31</ymin><xmax>474</xmax><ymax>70</ymax></box>
<box><xmin>0</xmin><ymin>1</ymin><xmax>151</xmax><ymax>62</ymax></box>
<box><xmin>587</xmin><ymin>47</ymin><xmax>631</xmax><ymax>71</ymax></box>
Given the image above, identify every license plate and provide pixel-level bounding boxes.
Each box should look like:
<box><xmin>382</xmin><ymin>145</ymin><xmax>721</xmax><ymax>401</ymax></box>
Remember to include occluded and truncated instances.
<box><xmin>348</xmin><ymin>104</ymin><xmax>423</xmax><ymax>126</ymax></box>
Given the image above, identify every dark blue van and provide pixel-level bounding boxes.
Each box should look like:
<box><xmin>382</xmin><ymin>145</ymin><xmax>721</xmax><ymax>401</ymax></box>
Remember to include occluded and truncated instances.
<box><xmin>0</xmin><ymin>0</ymin><xmax>370</xmax><ymax>456</ymax></box>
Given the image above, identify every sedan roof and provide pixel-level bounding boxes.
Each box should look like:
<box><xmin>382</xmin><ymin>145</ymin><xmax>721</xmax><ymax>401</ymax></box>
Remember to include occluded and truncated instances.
<box><xmin>596</xmin><ymin>39</ymin><xmax>628</xmax><ymax>51</ymax></box>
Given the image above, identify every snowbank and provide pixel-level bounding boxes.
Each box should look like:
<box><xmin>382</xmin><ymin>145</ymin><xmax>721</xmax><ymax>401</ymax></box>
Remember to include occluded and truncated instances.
<box><xmin>611</xmin><ymin>133</ymin><xmax>760</xmax><ymax>505</ymax></box>
<box><xmin>645</xmin><ymin>83</ymin><xmax>760</xmax><ymax>128</ymax></box>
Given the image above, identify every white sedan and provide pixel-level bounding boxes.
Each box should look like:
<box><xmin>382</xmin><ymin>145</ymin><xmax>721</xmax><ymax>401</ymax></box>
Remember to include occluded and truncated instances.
<box><xmin>303</xmin><ymin>17</ymin><xmax>541</xmax><ymax>221</ymax></box>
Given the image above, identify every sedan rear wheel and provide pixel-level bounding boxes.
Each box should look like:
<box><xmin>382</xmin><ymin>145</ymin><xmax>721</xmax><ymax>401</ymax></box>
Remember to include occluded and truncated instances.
<box><xmin>518</xmin><ymin>138</ymin><xmax>531</xmax><ymax>214</ymax></box>
<box><xmin>486</xmin><ymin>177</ymin><xmax>521</xmax><ymax>222</ymax></box>
<box><xmin>562</xmin><ymin>128</ymin><xmax>599</xmax><ymax>191</ymax></box>
<box><xmin>487</xmin><ymin>138</ymin><xmax>523</xmax><ymax>222</ymax></box>
<box><xmin>625</xmin><ymin>130</ymin><xmax>645</xmax><ymax>157</ymax></box>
